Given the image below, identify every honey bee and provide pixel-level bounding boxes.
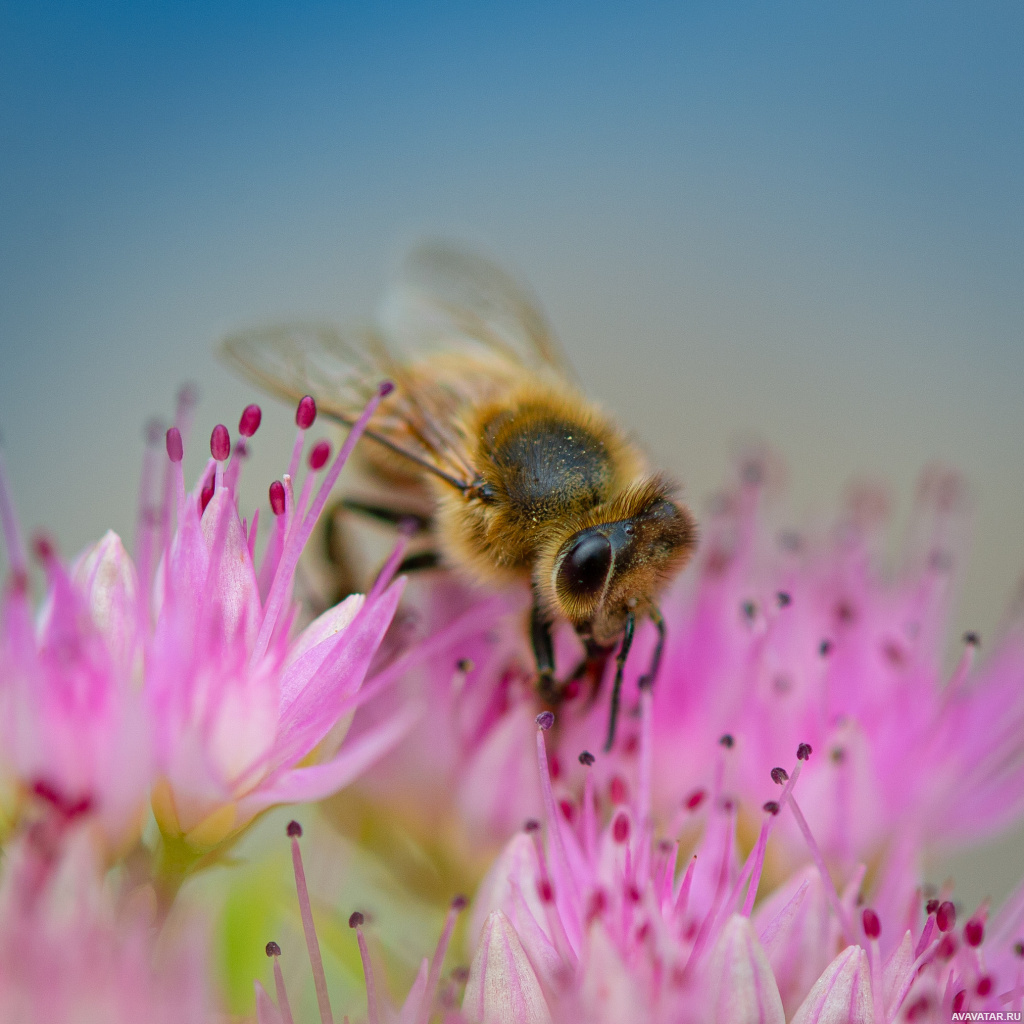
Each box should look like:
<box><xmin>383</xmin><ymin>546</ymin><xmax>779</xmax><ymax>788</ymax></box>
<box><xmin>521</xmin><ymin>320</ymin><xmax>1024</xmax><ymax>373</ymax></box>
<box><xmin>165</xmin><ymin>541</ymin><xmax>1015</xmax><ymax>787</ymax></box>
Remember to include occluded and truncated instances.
<box><xmin>221</xmin><ymin>244</ymin><xmax>696</xmax><ymax>750</ymax></box>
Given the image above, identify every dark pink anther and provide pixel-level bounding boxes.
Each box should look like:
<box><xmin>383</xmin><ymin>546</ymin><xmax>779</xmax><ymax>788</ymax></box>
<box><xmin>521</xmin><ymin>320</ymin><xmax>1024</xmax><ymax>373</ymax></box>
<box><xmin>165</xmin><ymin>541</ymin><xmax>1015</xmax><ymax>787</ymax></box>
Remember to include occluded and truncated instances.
<box><xmin>579</xmin><ymin>750</ymin><xmax>596</xmax><ymax>767</ymax></box>
<box><xmin>965</xmin><ymin>917</ymin><xmax>984</xmax><ymax>947</ymax></box>
<box><xmin>348</xmin><ymin>911</ymin><xmax>364</xmax><ymax>928</ymax></box>
<box><xmin>771</xmin><ymin>767</ymin><xmax>789</xmax><ymax>785</ymax></box>
<box><xmin>936</xmin><ymin>901</ymin><xmax>956</xmax><ymax>932</ymax></box>
<box><xmin>378</xmin><ymin>380</ymin><xmax>395</xmax><ymax>397</ymax></box>
<box><xmin>269</xmin><ymin>481</ymin><xmax>286</xmax><ymax>516</ymax></box>
<box><xmin>286</xmin><ymin>820</ymin><xmax>302</xmax><ymax>838</ymax></box>
<box><xmin>210</xmin><ymin>424</ymin><xmax>230</xmax><ymax>461</ymax></box>
<box><xmin>797</xmin><ymin>742</ymin><xmax>813</xmax><ymax>761</ymax></box>
<box><xmin>166</xmin><ymin>427</ymin><xmax>184</xmax><ymax>463</ymax></box>
<box><xmin>685</xmin><ymin>788</ymin><xmax>706</xmax><ymax>811</ymax></box>
<box><xmin>536</xmin><ymin>711</ymin><xmax>554</xmax><ymax>731</ymax></box>
<box><xmin>200</xmin><ymin>481</ymin><xmax>215</xmax><ymax>515</ymax></box>
<box><xmin>862</xmin><ymin>908</ymin><xmax>881</xmax><ymax>939</ymax></box>
<box><xmin>763</xmin><ymin>801</ymin><xmax>780</xmax><ymax>815</ymax></box>
<box><xmin>451</xmin><ymin>895</ymin><xmax>467</xmax><ymax>911</ymax></box>
<box><xmin>308</xmin><ymin>440</ymin><xmax>331</xmax><ymax>470</ymax></box>
<box><xmin>32</xmin><ymin>535</ymin><xmax>54</xmax><ymax>562</ymax></box>
<box><xmin>238</xmin><ymin>404</ymin><xmax>262</xmax><ymax>437</ymax></box>
<box><xmin>265</xmin><ymin>941</ymin><xmax>281</xmax><ymax>958</ymax></box>
<box><xmin>296</xmin><ymin>395</ymin><xmax>316</xmax><ymax>429</ymax></box>
<box><xmin>613</xmin><ymin>812</ymin><xmax>630</xmax><ymax>843</ymax></box>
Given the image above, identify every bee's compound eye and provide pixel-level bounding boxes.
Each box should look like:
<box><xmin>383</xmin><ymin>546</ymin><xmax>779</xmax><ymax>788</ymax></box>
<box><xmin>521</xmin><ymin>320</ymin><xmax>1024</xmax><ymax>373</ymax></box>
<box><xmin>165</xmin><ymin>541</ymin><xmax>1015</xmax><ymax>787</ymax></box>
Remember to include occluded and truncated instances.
<box><xmin>558</xmin><ymin>532</ymin><xmax>612</xmax><ymax>599</ymax></box>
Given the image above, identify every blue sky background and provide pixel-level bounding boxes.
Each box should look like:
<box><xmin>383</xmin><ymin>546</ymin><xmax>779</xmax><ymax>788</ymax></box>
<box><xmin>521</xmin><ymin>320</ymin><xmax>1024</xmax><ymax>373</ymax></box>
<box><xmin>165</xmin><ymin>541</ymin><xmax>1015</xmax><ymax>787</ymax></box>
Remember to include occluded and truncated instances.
<box><xmin>1</xmin><ymin>1</ymin><xmax>1022</xmax><ymax>895</ymax></box>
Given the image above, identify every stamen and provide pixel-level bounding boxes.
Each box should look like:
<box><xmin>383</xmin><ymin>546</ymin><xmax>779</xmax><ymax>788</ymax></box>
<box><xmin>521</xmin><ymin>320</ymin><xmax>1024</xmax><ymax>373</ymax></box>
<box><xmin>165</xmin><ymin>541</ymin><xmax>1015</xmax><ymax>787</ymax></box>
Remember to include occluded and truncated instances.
<box><xmin>937</xmin><ymin>901</ymin><xmax>956</xmax><ymax>932</ymax></box>
<box><xmin>684</xmin><ymin>800</ymin><xmax>734</xmax><ymax>969</ymax></box>
<box><xmin>416</xmin><ymin>897</ymin><xmax>466</xmax><ymax>1024</ymax></box>
<box><xmin>166</xmin><ymin>427</ymin><xmax>184</xmax><ymax>464</ymax></box>
<box><xmin>270</xmin><ymin>481</ymin><xmax>286</xmax><ymax>516</ymax></box>
<box><xmin>287</xmin><ymin>822</ymin><xmax>334</xmax><ymax>1024</ymax></box>
<box><xmin>265</xmin><ymin>941</ymin><xmax>295</xmax><ymax>1024</ymax></box>
<box><xmin>350</xmin><ymin>912</ymin><xmax>379</xmax><ymax>1024</ymax></box>
<box><xmin>581</xmin><ymin>754</ymin><xmax>598</xmax><ymax>862</ymax></box>
<box><xmin>613</xmin><ymin>813</ymin><xmax>630</xmax><ymax>844</ymax></box>
<box><xmin>535</xmin><ymin>718</ymin><xmax>581</xmax><ymax>915</ymax></box>
<box><xmin>308</xmin><ymin>441</ymin><xmax>331</xmax><ymax>471</ymax></box>
<box><xmin>862</xmin><ymin>908</ymin><xmax>885</xmax><ymax>1024</ymax></box>
<box><xmin>253</xmin><ymin>383</ymin><xmax>392</xmax><ymax>664</ymax></box>
<box><xmin>787</xmin><ymin>793</ymin><xmax>853</xmax><ymax>944</ymax></box>
<box><xmin>296</xmin><ymin>396</ymin><xmax>317</xmax><ymax>430</ymax></box>
<box><xmin>673</xmin><ymin>855</ymin><xmax>697</xmax><ymax>918</ymax></box>
<box><xmin>210</xmin><ymin>424</ymin><xmax>230</xmax><ymax>462</ymax></box>
<box><xmin>239</xmin><ymin>404</ymin><xmax>262</xmax><ymax>437</ymax></box>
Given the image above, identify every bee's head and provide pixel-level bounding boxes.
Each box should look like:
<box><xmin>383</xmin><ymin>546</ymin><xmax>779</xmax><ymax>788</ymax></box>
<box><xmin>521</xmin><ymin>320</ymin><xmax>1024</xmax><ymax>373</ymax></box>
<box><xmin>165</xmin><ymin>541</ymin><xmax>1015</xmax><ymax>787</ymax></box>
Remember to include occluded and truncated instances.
<box><xmin>546</xmin><ymin>477</ymin><xmax>697</xmax><ymax>643</ymax></box>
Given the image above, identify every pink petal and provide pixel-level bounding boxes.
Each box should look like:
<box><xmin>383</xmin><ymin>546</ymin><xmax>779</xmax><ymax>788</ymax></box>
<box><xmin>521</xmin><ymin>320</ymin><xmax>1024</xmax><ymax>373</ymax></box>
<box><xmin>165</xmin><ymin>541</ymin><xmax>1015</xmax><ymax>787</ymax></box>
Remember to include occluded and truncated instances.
<box><xmin>71</xmin><ymin>531</ymin><xmax>141</xmax><ymax>682</ymax></box>
<box><xmin>705</xmin><ymin>914</ymin><xmax>785</xmax><ymax>1024</ymax></box>
<box><xmin>200</xmin><ymin>489</ymin><xmax>260</xmax><ymax>650</ymax></box>
<box><xmin>463</xmin><ymin>911</ymin><xmax>552</xmax><ymax>1024</ymax></box>
<box><xmin>254</xmin><ymin>981</ymin><xmax>285</xmax><ymax>1024</ymax></box>
<box><xmin>237</xmin><ymin>704</ymin><xmax>419</xmax><ymax>820</ymax></box>
<box><xmin>790</xmin><ymin>945</ymin><xmax>876</xmax><ymax>1024</ymax></box>
<box><xmin>271</xmin><ymin>580</ymin><xmax>404</xmax><ymax>769</ymax></box>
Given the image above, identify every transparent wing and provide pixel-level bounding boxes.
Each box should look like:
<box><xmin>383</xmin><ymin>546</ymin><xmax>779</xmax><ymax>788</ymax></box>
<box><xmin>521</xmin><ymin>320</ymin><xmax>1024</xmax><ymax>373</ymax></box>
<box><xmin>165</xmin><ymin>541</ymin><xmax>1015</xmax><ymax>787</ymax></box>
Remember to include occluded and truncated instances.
<box><xmin>219</xmin><ymin>322</ymin><xmax>478</xmax><ymax>491</ymax></box>
<box><xmin>382</xmin><ymin>241</ymin><xmax>573</xmax><ymax>375</ymax></box>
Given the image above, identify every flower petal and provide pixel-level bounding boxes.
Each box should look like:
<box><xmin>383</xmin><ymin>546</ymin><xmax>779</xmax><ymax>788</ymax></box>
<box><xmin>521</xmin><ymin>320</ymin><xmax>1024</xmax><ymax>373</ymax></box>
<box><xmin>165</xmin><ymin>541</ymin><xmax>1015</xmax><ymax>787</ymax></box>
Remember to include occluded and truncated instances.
<box><xmin>237</xmin><ymin>703</ymin><xmax>420</xmax><ymax>820</ymax></box>
<box><xmin>705</xmin><ymin>914</ymin><xmax>785</xmax><ymax>1024</ymax></box>
<box><xmin>463</xmin><ymin>911</ymin><xmax>552</xmax><ymax>1024</ymax></box>
<box><xmin>790</xmin><ymin>944</ymin><xmax>876</xmax><ymax>1024</ymax></box>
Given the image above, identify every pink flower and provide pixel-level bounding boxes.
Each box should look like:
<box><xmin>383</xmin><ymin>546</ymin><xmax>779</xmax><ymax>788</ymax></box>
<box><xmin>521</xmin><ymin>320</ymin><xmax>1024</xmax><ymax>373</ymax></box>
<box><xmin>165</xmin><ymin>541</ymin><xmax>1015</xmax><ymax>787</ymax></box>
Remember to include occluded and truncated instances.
<box><xmin>0</xmin><ymin>456</ymin><xmax>152</xmax><ymax>854</ymax></box>
<box><xmin>0</xmin><ymin>826</ymin><xmax>212</xmax><ymax>1023</ymax></box>
<box><xmin>145</xmin><ymin>387</ymin><xmax>419</xmax><ymax>850</ymax></box>
<box><xmin>645</xmin><ymin>464</ymin><xmax>1024</xmax><ymax>924</ymax></box>
<box><xmin>459</xmin><ymin>702</ymin><xmax>1024</xmax><ymax>1022</ymax></box>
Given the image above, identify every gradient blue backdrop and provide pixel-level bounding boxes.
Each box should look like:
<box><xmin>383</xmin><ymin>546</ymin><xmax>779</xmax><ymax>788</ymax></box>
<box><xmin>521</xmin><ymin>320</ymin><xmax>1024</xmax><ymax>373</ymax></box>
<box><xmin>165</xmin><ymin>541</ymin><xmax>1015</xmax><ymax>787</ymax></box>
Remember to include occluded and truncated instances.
<box><xmin>1</xmin><ymin>1</ymin><xmax>1022</xmax><ymax>899</ymax></box>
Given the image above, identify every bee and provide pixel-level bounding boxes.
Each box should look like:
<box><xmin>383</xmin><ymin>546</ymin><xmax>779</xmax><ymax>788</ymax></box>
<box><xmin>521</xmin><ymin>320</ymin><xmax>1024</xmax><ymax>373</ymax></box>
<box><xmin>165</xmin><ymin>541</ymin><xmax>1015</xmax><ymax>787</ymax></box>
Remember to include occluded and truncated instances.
<box><xmin>221</xmin><ymin>244</ymin><xmax>697</xmax><ymax>750</ymax></box>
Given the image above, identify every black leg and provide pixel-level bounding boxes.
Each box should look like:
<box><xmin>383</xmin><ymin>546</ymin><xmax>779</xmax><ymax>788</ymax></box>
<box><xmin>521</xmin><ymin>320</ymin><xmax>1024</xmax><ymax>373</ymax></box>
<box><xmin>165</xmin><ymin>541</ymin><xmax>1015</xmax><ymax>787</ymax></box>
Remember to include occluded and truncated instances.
<box><xmin>531</xmin><ymin>600</ymin><xmax>558</xmax><ymax>704</ymax></box>
<box><xmin>603</xmin><ymin>612</ymin><xmax>636</xmax><ymax>752</ymax></box>
<box><xmin>340</xmin><ymin>497</ymin><xmax>432</xmax><ymax>533</ymax></box>
<box><xmin>637</xmin><ymin>606</ymin><xmax>665</xmax><ymax>691</ymax></box>
<box><xmin>396</xmin><ymin>551</ymin><xmax>442</xmax><ymax>574</ymax></box>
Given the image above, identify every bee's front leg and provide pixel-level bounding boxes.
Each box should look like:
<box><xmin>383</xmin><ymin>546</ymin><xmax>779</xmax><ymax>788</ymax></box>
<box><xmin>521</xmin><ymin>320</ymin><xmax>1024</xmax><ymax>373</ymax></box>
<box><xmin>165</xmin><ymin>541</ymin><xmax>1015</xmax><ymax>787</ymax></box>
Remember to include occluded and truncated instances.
<box><xmin>603</xmin><ymin>612</ymin><xmax>636</xmax><ymax>752</ymax></box>
<box><xmin>637</xmin><ymin>606</ymin><xmax>666</xmax><ymax>691</ymax></box>
<box><xmin>530</xmin><ymin>601</ymin><xmax>560</xmax><ymax>705</ymax></box>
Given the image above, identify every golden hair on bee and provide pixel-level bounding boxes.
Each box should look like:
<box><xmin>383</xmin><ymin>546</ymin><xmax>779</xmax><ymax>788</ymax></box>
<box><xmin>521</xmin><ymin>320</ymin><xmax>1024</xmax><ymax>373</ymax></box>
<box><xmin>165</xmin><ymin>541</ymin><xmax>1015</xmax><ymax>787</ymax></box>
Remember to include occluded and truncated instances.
<box><xmin>220</xmin><ymin>242</ymin><xmax>698</xmax><ymax>750</ymax></box>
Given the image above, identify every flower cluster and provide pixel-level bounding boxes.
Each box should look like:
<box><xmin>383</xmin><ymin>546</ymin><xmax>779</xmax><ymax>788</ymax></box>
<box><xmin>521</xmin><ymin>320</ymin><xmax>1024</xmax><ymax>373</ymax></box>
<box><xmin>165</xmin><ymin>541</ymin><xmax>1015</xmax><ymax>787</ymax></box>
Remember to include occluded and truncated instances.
<box><xmin>0</xmin><ymin>384</ymin><xmax>413</xmax><ymax>871</ymax></box>
<box><xmin>3</xmin><ymin>386</ymin><xmax>1024</xmax><ymax>1023</ymax></box>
